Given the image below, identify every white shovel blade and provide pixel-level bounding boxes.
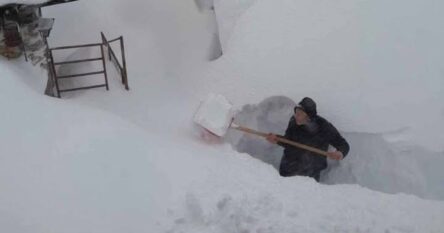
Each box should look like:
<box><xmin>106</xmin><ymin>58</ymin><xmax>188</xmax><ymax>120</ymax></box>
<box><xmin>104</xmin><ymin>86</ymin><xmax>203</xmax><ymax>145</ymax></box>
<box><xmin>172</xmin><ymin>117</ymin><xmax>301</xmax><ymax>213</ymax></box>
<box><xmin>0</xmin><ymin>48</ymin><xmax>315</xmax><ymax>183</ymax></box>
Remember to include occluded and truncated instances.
<box><xmin>193</xmin><ymin>93</ymin><xmax>235</xmax><ymax>137</ymax></box>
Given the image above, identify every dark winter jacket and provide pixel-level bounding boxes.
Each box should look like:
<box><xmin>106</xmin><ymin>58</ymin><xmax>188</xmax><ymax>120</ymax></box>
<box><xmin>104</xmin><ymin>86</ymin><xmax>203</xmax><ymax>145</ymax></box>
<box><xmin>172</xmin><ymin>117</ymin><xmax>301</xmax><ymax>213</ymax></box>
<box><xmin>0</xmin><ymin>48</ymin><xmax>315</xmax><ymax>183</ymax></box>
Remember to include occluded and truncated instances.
<box><xmin>277</xmin><ymin>115</ymin><xmax>349</xmax><ymax>179</ymax></box>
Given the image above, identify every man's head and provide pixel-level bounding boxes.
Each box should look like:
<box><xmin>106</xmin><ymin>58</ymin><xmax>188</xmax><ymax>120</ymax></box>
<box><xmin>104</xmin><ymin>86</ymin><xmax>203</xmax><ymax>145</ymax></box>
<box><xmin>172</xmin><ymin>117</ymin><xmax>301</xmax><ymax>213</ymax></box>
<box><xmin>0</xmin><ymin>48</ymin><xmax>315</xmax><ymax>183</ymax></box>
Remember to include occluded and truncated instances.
<box><xmin>294</xmin><ymin>97</ymin><xmax>317</xmax><ymax>125</ymax></box>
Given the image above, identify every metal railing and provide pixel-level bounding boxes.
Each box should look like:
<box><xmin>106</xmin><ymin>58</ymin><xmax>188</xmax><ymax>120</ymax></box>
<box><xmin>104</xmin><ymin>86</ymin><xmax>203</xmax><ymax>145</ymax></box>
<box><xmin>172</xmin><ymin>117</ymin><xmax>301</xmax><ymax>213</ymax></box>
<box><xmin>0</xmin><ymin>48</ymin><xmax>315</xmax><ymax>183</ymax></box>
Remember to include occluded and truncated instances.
<box><xmin>47</xmin><ymin>32</ymin><xmax>129</xmax><ymax>98</ymax></box>
<box><xmin>101</xmin><ymin>32</ymin><xmax>129</xmax><ymax>90</ymax></box>
<box><xmin>48</xmin><ymin>41</ymin><xmax>109</xmax><ymax>98</ymax></box>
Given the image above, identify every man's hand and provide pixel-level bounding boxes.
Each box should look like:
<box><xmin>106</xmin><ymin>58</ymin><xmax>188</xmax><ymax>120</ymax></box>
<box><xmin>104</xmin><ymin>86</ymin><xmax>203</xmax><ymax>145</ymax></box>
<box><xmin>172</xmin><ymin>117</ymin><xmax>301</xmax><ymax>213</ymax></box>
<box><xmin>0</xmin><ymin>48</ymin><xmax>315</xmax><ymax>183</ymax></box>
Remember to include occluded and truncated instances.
<box><xmin>266</xmin><ymin>133</ymin><xmax>278</xmax><ymax>144</ymax></box>
<box><xmin>327</xmin><ymin>151</ymin><xmax>343</xmax><ymax>161</ymax></box>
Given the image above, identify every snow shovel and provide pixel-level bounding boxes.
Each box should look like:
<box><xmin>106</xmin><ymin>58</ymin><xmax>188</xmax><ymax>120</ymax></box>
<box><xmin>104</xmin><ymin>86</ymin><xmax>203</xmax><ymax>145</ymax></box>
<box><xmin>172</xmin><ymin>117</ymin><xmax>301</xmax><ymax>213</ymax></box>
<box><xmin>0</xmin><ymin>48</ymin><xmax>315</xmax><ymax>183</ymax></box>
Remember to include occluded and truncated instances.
<box><xmin>193</xmin><ymin>94</ymin><xmax>330</xmax><ymax>157</ymax></box>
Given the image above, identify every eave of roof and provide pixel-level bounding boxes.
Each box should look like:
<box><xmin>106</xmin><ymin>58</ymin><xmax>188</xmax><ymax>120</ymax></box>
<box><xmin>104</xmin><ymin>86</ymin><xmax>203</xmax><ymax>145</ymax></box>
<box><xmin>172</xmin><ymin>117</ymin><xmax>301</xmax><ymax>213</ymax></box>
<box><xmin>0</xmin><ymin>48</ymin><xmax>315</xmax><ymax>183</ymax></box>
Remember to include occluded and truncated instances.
<box><xmin>0</xmin><ymin>0</ymin><xmax>78</xmax><ymax>8</ymax></box>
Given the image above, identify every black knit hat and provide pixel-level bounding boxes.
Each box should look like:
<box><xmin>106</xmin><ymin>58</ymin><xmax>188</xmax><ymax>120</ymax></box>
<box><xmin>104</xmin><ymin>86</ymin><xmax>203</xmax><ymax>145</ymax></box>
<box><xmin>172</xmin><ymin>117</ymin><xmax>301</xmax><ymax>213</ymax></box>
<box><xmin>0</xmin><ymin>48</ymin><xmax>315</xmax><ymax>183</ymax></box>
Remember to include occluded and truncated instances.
<box><xmin>294</xmin><ymin>97</ymin><xmax>317</xmax><ymax>117</ymax></box>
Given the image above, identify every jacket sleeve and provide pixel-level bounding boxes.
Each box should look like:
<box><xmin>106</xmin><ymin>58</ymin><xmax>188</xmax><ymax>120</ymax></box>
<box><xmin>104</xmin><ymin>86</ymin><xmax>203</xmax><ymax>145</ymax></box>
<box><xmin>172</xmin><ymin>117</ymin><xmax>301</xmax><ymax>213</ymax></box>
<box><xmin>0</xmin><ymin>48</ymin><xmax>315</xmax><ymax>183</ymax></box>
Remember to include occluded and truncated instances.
<box><xmin>325</xmin><ymin>122</ymin><xmax>350</xmax><ymax>157</ymax></box>
<box><xmin>276</xmin><ymin>117</ymin><xmax>295</xmax><ymax>148</ymax></box>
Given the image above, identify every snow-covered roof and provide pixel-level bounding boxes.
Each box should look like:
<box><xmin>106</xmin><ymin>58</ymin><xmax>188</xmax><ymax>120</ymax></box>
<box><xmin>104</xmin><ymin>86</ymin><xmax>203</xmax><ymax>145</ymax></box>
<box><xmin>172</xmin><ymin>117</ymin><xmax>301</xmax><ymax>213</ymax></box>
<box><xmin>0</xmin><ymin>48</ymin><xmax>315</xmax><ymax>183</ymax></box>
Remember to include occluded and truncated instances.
<box><xmin>0</xmin><ymin>0</ymin><xmax>48</xmax><ymax>6</ymax></box>
<box><xmin>0</xmin><ymin>0</ymin><xmax>76</xmax><ymax>7</ymax></box>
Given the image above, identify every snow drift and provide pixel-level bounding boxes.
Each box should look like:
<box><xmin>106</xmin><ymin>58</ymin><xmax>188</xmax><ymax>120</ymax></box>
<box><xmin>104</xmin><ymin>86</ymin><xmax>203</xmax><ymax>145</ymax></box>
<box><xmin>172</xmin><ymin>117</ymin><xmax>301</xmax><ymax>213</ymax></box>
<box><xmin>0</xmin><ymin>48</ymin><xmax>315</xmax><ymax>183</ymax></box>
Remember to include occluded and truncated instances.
<box><xmin>1</xmin><ymin>0</ymin><xmax>444</xmax><ymax>232</ymax></box>
<box><xmin>193</xmin><ymin>0</ymin><xmax>444</xmax><ymax>151</ymax></box>
<box><xmin>184</xmin><ymin>0</ymin><xmax>444</xmax><ymax>200</ymax></box>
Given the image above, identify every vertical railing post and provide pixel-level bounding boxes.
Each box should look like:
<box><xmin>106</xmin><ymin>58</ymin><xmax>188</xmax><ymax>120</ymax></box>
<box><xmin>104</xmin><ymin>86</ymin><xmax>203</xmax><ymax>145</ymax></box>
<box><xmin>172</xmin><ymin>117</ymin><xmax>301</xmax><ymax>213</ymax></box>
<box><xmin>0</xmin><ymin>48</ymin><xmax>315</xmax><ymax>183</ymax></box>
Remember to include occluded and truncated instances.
<box><xmin>49</xmin><ymin>49</ymin><xmax>61</xmax><ymax>98</ymax></box>
<box><xmin>120</xmin><ymin>36</ymin><xmax>129</xmax><ymax>90</ymax></box>
<box><xmin>100</xmin><ymin>43</ymin><xmax>109</xmax><ymax>91</ymax></box>
<box><xmin>101</xmin><ymin>32</ymin><xmax>111</xmax><ymax>61</ymax></box>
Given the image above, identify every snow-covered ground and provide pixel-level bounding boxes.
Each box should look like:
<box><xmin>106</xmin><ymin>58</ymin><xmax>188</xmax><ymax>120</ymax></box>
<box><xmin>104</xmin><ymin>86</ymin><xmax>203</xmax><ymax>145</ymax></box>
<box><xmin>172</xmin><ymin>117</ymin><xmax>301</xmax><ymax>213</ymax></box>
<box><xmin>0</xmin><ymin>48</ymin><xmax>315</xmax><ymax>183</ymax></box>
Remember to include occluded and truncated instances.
<box><xmin>1</xmin><ymin>0</ymin><xmax>444</xmax><ymax>232</ymax></box>
<box><xmin>196</xmin><ymin>0</ymin><xmax>444</xmax><ymax>200</ymax></box>
<box><xmin>195</xmin><ymin>0</ymin><xmax>444</xmax><ymax>151</ymax></box>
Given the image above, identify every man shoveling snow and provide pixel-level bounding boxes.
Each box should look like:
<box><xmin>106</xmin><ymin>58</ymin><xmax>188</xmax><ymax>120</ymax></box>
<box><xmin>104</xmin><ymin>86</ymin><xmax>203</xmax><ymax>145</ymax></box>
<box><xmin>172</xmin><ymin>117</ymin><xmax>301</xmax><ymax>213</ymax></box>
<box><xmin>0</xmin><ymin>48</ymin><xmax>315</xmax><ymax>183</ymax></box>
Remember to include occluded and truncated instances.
<box><xmin>266</xmin><ymin>97</ymin><xmax>350</xmax><ymax>181</ymax></box>
<box><xmin>194</xmin><ymin>94</ymin><xmax>349</xmax><ymax>182</ymax></box>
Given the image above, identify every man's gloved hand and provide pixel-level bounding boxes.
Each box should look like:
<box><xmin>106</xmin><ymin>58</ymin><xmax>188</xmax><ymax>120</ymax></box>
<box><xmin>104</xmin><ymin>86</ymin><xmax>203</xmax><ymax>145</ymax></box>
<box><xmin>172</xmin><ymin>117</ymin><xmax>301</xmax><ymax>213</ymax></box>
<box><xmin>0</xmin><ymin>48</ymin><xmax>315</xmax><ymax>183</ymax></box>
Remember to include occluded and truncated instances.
<box><xmin>327</xmin><ymin>151</ymin><xmax>343</xmax><ymax>160</ymax></box>
<box><xmin>266</xmin><ymin>133</ymin><xmax>278</xmax><ymax>144</ymax></box>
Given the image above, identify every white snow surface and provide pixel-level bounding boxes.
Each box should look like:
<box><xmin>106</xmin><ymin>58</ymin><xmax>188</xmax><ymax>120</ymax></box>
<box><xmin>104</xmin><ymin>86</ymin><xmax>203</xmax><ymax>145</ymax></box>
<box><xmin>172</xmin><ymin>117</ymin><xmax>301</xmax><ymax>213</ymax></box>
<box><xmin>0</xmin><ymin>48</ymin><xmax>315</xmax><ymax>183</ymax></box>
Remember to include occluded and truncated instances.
<box><xmin>194</xmin><ymin>0</ymin><xmax>444</xmax><ymax>152</ymax></box>
<box><xmin>1</xmin><ymin>0</ymin><xmax>444</xmax><ymax>232</ymax></box>
<box><xmin>213</xmin><ymin>0</ymin><xmax>257</xmax><ymax>51</ymax></box>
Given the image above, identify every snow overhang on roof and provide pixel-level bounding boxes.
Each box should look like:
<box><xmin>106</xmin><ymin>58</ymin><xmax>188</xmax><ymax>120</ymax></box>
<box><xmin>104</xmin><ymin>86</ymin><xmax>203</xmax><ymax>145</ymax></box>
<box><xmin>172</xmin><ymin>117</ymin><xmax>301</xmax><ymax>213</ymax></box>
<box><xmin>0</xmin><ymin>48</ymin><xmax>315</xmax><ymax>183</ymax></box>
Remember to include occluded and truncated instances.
<box><xmin>39</xmin><ymin>0</ymin><xmax>78</xmax><ymax>8</ymax></box>
<box><xmin>0</xmin><ymin>0</ymin><xmax>78</xmax><ymax>8</ymax></box>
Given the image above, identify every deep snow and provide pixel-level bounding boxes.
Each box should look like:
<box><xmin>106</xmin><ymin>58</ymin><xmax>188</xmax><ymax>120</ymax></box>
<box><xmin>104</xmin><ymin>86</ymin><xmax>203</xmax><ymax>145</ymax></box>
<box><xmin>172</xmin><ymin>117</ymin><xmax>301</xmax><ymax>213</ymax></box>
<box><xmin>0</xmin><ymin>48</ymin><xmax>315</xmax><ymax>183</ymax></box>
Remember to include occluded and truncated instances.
<box><xmin>225</xmin><ymin>96</ymin><xmax>444</xmax><ymax>200</ymax></box>
<box><xmin>1</xmin><ymin>0</ymin><xmax>444</xmax><ymax>232</ymax></box>
<box><xmin>192</xmin><ymin>0</ymin><xmax>444</xmax><ymax>200</ymax></box>
<box><xmin>192</xmin><ymin>0</ymin><xmax>444</xmax><ymax>151</ymax></box>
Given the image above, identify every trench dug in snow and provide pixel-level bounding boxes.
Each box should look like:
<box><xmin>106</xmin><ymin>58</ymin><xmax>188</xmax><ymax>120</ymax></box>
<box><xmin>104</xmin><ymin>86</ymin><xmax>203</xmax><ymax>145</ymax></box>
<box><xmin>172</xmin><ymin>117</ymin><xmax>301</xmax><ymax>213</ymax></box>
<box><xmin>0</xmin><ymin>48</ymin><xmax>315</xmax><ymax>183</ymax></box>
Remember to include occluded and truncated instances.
<box><xmin>224</xmin><ymin>96</ymin><xmax>444</xmax><ymax>201</ymax></box>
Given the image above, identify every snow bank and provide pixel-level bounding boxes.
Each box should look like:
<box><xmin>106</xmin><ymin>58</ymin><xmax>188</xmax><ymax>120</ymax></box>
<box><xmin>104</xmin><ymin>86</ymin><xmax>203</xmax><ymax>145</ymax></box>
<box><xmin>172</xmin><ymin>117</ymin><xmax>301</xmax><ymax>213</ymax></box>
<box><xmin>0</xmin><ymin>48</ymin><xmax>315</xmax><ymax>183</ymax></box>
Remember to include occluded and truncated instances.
<box><xmin>213</xmin><ymin>0</ymin><xmax>257</xmax><ymax>51</ymax></box>
<box><xmin>0</xmin><ymin>59</ymin><xmax>172</xmax><ymax>232</ymax></box>
<box><xmin>4</xmin><ymin>60</ymin><xmax>444</xmax><ymax>233</ymax></box>
<box><xmin>164</xmin><ymin>170</ymin><xmax>444</xmax><ymax>233</ymax></box>
<box><xmin>224</xmin><ymin>96</ymin><xmax>444</xmax><ymax>200</ymax></box>
<box><xmin>195</xmin><ymin>0</ymin><xmax>444</xmax><ymax>200</ymax></box>
<box><xmin>193</xmin><ymin>0</ymin><xmax>444</xmax><ymax>153</ymax></box>
<box><xmin>2</xmin><ymin>0</ymin><xmax>444</xmax><ymax>232</ymax></box>
<box><xmin>324</xmin><ymin>132</ymin><xmax>444</xmax><ymax>200</ymax></box>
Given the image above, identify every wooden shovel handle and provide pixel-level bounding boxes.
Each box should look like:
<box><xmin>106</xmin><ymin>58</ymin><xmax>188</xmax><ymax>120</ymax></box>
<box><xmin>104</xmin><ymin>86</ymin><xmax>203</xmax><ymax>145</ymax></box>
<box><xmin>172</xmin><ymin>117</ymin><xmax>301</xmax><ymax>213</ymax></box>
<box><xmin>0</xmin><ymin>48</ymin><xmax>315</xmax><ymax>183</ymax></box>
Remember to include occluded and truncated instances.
<box><xmin>231</xmin><ymin>125</ymin><xmax>330</xmax><ymax>157</ymax></box>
